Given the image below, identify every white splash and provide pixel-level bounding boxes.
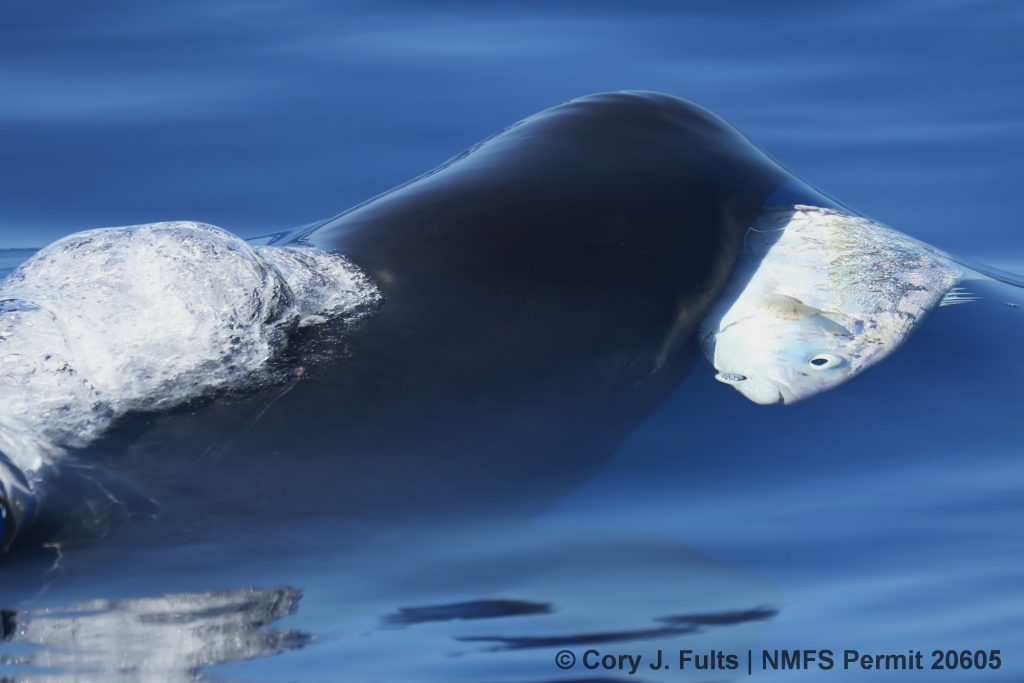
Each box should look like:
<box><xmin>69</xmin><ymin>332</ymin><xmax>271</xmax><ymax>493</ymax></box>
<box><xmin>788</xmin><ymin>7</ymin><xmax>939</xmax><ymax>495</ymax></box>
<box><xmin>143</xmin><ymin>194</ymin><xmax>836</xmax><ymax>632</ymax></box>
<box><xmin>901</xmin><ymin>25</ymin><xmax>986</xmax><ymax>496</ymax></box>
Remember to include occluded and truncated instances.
<box><xmin>0</xmin><ymin>221</ymin><xmax>379</xmax><ymax>477</ymax></box>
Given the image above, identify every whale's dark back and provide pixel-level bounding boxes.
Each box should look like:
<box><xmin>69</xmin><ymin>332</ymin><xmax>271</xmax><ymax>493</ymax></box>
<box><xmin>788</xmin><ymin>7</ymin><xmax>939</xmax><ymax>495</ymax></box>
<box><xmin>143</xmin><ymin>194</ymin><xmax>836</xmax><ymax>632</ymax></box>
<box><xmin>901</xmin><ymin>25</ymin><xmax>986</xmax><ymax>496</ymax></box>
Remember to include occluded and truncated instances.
<box><xmin>19</xmin><ymin>92</ymin><xmax>792</xmax><ymax>552</ymax></box>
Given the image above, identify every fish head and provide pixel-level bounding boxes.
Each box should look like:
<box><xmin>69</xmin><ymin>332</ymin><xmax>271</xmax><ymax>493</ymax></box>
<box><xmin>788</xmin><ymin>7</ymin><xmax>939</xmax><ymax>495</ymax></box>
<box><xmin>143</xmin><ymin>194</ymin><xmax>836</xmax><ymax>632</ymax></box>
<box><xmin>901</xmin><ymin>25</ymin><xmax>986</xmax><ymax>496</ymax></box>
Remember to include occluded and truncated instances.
<box><xmin>700</xmin><ymin>294</ymin><xmax>870</xmax><ymax>404</ymax></box>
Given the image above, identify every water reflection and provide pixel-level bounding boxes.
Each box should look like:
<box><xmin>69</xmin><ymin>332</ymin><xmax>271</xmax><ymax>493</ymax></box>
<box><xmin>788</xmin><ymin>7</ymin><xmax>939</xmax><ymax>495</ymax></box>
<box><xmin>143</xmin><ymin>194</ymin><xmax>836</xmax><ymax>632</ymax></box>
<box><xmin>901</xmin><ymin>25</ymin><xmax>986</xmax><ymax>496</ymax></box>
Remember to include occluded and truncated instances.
<box><xmin>383</xmin><ymin>599</ymin><xmax>553</xmax><ymax>626</ymax></box>
<box><xmin>455</xmin><ymin>606</ymin><xmax>776</xmax><ymax>651</ymax></box>
<box><xmin>1</xmin><ymin>519</ymin><xmax>778</xmax><ymax>682</ymax></box>
<box><xmin>1</xmin><ymin>587</ymin><xmax>308</xmax><ymax>682</ymax></box>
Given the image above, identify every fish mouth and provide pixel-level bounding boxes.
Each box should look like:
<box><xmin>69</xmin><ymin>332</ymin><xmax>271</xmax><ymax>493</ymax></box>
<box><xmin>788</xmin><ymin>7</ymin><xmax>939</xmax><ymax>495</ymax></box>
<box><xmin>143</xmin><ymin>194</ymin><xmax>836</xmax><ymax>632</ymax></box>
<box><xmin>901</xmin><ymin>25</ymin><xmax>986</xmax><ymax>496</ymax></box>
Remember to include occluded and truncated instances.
<box><xmin>726</xmin><ymin>376</ymin><xmax>788</xmax><ymax>405</ymax></box>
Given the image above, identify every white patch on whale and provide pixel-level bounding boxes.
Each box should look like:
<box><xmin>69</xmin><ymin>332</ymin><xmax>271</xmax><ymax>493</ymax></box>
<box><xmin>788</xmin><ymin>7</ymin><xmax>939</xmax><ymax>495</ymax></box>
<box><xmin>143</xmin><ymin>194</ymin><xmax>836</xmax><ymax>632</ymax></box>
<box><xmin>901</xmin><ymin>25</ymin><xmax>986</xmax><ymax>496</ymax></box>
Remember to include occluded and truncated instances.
<box><xmin>0</xmin><ymin>221</ymin><xmax>380</xmax><ymax>478</ymax></box>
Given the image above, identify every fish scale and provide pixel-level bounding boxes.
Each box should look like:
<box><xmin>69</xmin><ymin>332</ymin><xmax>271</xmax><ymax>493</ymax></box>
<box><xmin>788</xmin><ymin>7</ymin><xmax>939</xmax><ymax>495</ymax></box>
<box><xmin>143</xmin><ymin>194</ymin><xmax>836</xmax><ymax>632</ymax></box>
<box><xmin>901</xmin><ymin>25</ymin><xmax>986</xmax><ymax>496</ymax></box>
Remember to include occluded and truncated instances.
<box><xmin>698</xmin><ymin>205</ymin><xmax>961</xmax><ymax>404</ymax></box>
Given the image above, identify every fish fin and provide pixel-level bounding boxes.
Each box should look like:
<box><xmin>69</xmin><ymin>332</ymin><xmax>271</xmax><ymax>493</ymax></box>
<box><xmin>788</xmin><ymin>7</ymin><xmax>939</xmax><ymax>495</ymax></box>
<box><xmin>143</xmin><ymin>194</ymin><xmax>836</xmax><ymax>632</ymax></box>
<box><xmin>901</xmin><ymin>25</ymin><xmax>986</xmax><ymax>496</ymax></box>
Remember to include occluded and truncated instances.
<box><xmin>759</xmin><ymin>294</ymin><xmax>822</xmax><ymax>319</ymax></box>
<box><xmin>940</xmin><ymin>287</ymin><xmax>980</xmax><ymax>307</ymax></box>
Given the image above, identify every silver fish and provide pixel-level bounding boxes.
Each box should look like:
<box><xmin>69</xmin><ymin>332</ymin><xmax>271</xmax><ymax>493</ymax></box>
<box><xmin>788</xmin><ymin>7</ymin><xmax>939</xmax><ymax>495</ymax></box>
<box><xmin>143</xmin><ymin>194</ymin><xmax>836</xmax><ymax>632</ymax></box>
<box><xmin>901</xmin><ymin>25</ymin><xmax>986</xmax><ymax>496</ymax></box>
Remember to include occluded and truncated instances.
<box><xmin>698</xmin><ymin>205</ymin><xmax>962</xmax><ymax>404</ymax></box>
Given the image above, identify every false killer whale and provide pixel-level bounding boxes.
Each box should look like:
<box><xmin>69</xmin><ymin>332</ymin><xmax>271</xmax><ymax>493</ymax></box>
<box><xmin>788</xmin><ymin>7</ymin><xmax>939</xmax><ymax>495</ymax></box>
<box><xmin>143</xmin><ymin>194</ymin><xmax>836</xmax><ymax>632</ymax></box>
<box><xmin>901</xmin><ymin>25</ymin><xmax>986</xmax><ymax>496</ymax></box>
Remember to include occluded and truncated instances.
<box><xmin>3</xmin><ymin>91</ymin><xmax>828</xmax><ymax>553</ymax></box>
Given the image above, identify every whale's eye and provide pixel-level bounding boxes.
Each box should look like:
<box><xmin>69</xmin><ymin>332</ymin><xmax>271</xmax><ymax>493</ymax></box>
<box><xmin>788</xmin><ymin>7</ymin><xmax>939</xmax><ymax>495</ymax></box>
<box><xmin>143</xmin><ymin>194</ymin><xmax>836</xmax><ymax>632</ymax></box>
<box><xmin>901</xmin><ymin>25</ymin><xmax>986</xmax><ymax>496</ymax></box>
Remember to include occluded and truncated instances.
<box><xmin>809</xmin><ymin>354</ymin><xmax>841</xmax><ymax>370</ymax></box>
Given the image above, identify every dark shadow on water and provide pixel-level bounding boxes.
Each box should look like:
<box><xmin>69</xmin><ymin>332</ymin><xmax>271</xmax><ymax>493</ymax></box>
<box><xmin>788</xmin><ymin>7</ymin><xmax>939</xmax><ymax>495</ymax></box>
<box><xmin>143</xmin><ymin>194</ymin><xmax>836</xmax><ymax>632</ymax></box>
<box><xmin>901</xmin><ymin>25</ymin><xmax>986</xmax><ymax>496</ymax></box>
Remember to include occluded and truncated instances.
<box><xmin>658</xmin><ymin>606</ymin><xmax>777</xmax><ymax>627</ymax></box>
<box><xmin>456</xmin><ymin>625</ymin><xmax>701</xmax><ymax>651</ymax></box>
<box><xmin>455</xmin><ymin>606</ymin><xmax>776</xmax><ymax>651</ymax></box>
<box><xmin>383</xmin><ymin>599</ymin><xmax>553</xmax><ymax>626</ymax></box>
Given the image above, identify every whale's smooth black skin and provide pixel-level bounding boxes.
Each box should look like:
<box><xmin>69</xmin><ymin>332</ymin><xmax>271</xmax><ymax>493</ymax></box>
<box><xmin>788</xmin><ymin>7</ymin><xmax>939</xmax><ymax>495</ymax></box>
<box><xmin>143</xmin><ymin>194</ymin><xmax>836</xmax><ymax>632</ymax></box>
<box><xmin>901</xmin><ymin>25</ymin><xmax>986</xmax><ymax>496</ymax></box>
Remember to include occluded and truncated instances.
<box><xmin>9</xmin><ymin>92</ymin><xmax>801</xmax><ymax>555</ymax></box>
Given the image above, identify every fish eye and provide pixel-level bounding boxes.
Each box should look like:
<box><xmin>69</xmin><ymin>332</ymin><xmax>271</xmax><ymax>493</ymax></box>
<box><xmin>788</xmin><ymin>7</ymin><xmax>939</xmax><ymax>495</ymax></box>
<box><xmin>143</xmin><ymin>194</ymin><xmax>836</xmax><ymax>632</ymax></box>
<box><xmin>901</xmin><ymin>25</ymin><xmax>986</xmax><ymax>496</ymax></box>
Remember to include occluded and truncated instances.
<box><xmin>808</xmin><ymin>354</ymin><xmax>841</xmax><ymax>370</ymax></box>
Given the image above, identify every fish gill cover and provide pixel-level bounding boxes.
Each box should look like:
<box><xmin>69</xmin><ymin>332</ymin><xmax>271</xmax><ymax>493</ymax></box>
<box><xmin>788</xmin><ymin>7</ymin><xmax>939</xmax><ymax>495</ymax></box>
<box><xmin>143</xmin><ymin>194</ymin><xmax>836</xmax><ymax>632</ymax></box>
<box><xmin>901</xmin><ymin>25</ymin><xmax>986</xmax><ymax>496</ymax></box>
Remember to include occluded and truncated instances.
<box><xmin>0</xmin><ymin>221</ymin><xmax>380</xmax><ymax>480</ymax></box>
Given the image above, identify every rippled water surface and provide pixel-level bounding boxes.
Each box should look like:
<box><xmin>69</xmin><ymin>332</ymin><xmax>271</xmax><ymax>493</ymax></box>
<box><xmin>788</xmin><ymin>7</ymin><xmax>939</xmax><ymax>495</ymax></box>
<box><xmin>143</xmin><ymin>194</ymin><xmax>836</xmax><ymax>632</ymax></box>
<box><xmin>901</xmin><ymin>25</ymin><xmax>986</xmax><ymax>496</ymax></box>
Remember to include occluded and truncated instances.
<box><xmin>1</xmin><ymin>1</ymin><xmax>1022</xmax><ymax>681</ymax></box>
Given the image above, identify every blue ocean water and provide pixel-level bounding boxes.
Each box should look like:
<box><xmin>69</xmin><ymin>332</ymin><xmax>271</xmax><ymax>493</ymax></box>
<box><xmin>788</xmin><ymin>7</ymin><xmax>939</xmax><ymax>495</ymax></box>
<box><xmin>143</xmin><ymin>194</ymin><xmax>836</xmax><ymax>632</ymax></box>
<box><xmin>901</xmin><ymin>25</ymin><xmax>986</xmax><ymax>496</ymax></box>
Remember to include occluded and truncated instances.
<box><xmin>1</xmin><ymin>1</ymin><xmax>1022</xmax><ymax>682</ymax></box>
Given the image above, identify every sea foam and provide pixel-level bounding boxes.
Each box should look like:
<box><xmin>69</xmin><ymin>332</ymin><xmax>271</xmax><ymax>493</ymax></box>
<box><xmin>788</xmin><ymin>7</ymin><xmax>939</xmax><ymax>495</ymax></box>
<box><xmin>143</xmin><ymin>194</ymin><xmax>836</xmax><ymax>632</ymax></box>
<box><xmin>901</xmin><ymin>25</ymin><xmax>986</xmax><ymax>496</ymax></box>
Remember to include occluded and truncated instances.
<box><xmin>0</xmin><ymin>221</ymin><xmax>379</xmax><ymax>478</ymax></box>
